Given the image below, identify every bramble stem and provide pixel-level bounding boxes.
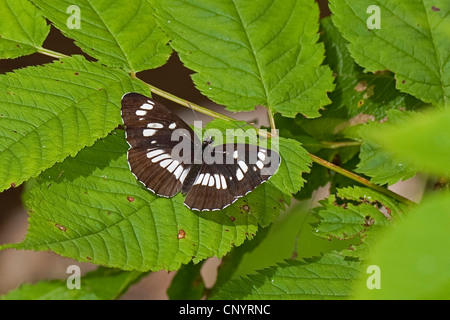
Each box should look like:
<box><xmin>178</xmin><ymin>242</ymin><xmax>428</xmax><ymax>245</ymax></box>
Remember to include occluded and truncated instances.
<box><xmin>35</xmin><ymin>47</ymin><xmax>70</xmax><ymax>59</ymax></box>
<box><xmin>319</xmin><ymin>140</ymin><xmax>361</xmax><ymax>149</ymax></box>
<box><xmin>309</xmin><ymin>153</ymin><xmax>416</xmax><ymax>206</ymax></box>
<box><xmin>144</xmin><ymin>82</ymin><xmax>233</xmax><ymax>122</ymax></box>
<box><xmin>267</xmin><ymin>108</ymin><xmax>277</xmax><ymax>133</ymax></box>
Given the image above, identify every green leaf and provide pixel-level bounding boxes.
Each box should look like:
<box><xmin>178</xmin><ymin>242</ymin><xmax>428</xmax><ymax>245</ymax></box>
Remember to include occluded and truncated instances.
<box><xmin>313</xmin><ymin>186</ymin><xmax>408</xmax><ymax>259</ymax></box>
<box><xmin>330</xmin><ymin>0</ymin><xmax>450</xmax><ymax>108</ymax></box>
<box><xmin>353</xmin><ymin>193</ymin><xmax>450</xmax><ymax>299</ymax></box>
<box><xmin>150</xmin><ymin>0</ymin><xmax>335</xmax><ymax>118</ymax></box>
<box><xmin>2</xmin><ymin>127</ymin><xmax>309</xmax><ymax>271</ymax></box>
<box><xmin>210</xmin><ymin>252</ymin><xmax>361</xmax><ymax>300</ymax></box>
<box><xmin>167</xmin><ymin>261</ymin><xmax>205</xmax><ymax>300</ymax></box>
<box><xmin>0</xmin><ymin>267</ymin><xmax>146</xmax><ymax>300</ymax></box>
<box><xmin>0</xmin><ymin>55</ymin><xmax>149</xmax><ymax>192</ymax></box>
<box><xmin>0</xmin><ymin>0</ymin><xmax>50</xmax><ymax>59</ymax></box>
<box><xmin>31</xmin><ymin>0</ymin><xmax>172</xmax><ymax>72</ymax></box>
<box><xmin>211</xmin><ymin>226</ymin><xmax>271</xmax><ymax>296</ymax></box>
<box><xmin>369</xmin><ymin>109</ymin><xmax>450</xmax><ymax>176</ymax></box>
<box><xmin>320</xmin><ymin>16</ymin><xmax>426</xmax><ymax>120</ymax></box>
<box><xmin>232</xmin><ymin>202</ymin><xmax>357</xmax><ymax>280</ymax></box>
<box><xmin>356</xmin><ymin>110</ymin><xmax>421</xmax><ymax>185</ymax></box>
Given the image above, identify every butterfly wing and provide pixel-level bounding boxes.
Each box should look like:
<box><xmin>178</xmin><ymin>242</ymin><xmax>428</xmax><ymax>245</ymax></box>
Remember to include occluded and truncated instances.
<box><xmin>121</xmin><ymin>92</ymin><xmax>199</xmax><ymax>197</ymax></box>
<box><xmin>184</xmin><ymin>144</ymin><xmax>281</xmax><ymax>211</ymax></box>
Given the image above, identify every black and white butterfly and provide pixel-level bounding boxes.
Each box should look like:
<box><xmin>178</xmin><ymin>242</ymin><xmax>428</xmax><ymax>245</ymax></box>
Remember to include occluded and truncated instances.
<box><xmin>121</xmin><ymin>92</ymin><xmax>280</xmax><ymax>211</ymax></box>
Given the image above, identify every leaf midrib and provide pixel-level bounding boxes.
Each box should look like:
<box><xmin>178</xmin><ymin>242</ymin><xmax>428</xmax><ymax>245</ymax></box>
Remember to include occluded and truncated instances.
<box><xmin>231</xmin><ymin>0</ymin><xmax>269</xmax><ymax>99</ymax></box>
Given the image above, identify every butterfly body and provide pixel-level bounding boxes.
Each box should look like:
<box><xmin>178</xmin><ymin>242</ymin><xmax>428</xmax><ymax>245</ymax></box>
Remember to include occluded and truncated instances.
<box><xmin>121</xmin><ymin>92</ymin><xmax>280</xmax><ymax>211</ymax></box>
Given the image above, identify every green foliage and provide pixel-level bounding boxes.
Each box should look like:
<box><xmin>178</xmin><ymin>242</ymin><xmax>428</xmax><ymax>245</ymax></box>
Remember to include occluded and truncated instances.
<box><xmin>167</xmin><ymin>261</ymin><xmax>205</xmax><ymax>300</ymax></box>
<box><xmin>0</xmin><ymin>0</ymin><xmax>50</xmax><ymax>59</ymax></box>
<box><xmin>356</xmin><ymin>110</ymin><xmax>422</xmax><ymax>185</ymax></box>
<box><xmin>320</xmin><ymin>17</ymin><xmax>425</xmax><ymax>120</ymax></box>
<box><xmin>211</xmin><ymin>252</ymin><xmax>361</xmax><ymax>300</ymax></box>
<box><xmin>330</xmin><ymin>0</ymin><xmax>450</xmax><ymax>108</ymax></box>
<box><xmin>150</xmin><ymin>0</ymin><xmax>335</xmax><ymax>118</ymax></box>
<box><xmin>2</xmin><ymin>129</ymin><xmax>307</xmax><ymax>271</ymax></box>
<box><xmin>0</xmin><ymin>56</ymin><xmax>149</xmax><ymax>192</ymax></box>
<box><xmin>369</xmin><ymin>109</ymin><xmax>450</xmax><ymax>176</ymax></box>
<box><xmin>353</xmin><ymin>193</ymin><xmax>450</xmax><ymax>299</ymax></box>
<box><xmin>313</xmin><ymin>186</ymin><xmax>407</xmax><ymax>259</ymax></box>
<box><xmin>0</xmin><ymin>267</ymin><xmax>146</xmax><ymax>300</ymax></box>
<box><xmin>31</xmin><ymin>0</ymin><xmax>172</xmax><ymax>72</ymax></box>
<box><xmin>0</xmin><ymin>0</ymin><xmax>448</xmax><ymax>300</ymax></box>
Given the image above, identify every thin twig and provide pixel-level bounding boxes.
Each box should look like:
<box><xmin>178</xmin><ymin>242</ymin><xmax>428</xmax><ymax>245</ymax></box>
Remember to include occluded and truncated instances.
<box><xmin>309</xmin><ymin>153</ymin><xmax>416</xmax><ymax>206</ymax></box>
<box><xmin>36</xmin><ymin>47</ymin><xmax>70</xmax><ymax>59</ymax></box>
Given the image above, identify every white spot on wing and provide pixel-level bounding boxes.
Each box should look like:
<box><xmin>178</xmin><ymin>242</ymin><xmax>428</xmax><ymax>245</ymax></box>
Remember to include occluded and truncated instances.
<box><xmin>208</xmin><ymin>175</ymin><xmax>215</xmax><ymax>187</ymax></box>
<box><xmin>258</xmin><ymin>151</ymin><xmax>266</xmax><ymax>161</ymax></box>
<box><xmin>214</xmin><ymin>174</ymin><xmax>221</xmax><ymax>189</ymax></box>
<box><xmin>180</xmin><ymin>169</ymin><xmax>189</xmax><ymax>184</ymax></box>
<box><xmin>146</xmin><ymin>149</ymin><xmax>163</xmax><ymax>159</ymax></box>
<box><xmin>167</xmin><ymin>160</ymin><xmax>180</xmax><ymax>173</ymax></box>
<box><xmin>202</xmin><ymin>173</ymin><xmax>211</xmax><ymax>186</ymax></box>
<box><xmin>256</xmin><ymin>160</ymin><xmax>264</xmax><ymax>169</ymax></box>
<box><xmin>194</xmin><ymin>173</ymin><xmax>204</xmax><ymax>185</ymax></box>
<box><xmin>236</xmin><ymin>168</ymin><xmax>244</xmax><ymax>181</ymax></box>
<box><xmin>220</xmin><ymin>175</ymin><xmax>227</xmax><ymax>189</ymax></box>
<box><xmin>147</xmin><ymin>123</ymin><xmax>163</xmax><ymax>128</ymax></box>
<box><xmin>169</xmin><ymin>122</ymin><xmax>176</xmax><ymax>129</ymax></box>
<box><xmin>233</xmin><ymin>150</ymin><xmax>238</xmax><ymax>159</ymax></box>
<box><xmin>174</xmin><ymin>165</ymin><xmax>184</xmax><ymax>179</ymax></box>
<box><xmin>136</xmin><ymin>110</ymin><xmax>147</xmax><ymax>116</ymax></box>
<box><xmin>238</xmin><ymin>160</ymin><xmax>248</xmax><ymax>173</ymax></box>
<box><xmin>143</xmin><ymin>129</ymin><xmax>156</xmax><ymax>136</ymax></box>
<box><xmin>152</xmin><ymin>153</ymin><xmax>171</xmax><ymax>163</ymax></box>
<box><xmin>140</xmin><ymin>103</ymin><xmax>153</xmax><ymax>110</ymax></box>
<box><xmin>160</xmin><ymin>159</ymin><xmax>172</xmax><ymax>168</ymax></box>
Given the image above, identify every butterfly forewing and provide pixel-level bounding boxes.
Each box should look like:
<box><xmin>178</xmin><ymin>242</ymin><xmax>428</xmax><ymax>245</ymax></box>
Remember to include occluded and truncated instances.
<box><xmin>121</xmin><ymin>92</ymin><xmax>198</xmax><ymax>197</ymax></box>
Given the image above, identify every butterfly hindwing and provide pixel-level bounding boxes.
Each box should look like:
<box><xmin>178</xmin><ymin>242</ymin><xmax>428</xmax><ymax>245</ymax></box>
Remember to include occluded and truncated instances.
<box><xmin>184</xmin><ymin>144</ymin><xmax>280</xmax><ymax>211</ymax></box>
<box><xmin>121</xmin><ymin>92</ymin><xmax>197</xmax><ymax>197</ymax></box>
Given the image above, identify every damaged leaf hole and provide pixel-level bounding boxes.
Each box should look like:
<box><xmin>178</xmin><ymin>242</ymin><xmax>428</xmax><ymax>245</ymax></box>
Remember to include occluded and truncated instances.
<box><xmin>177</xmin><ymin>229</ymin><xmax>186</xmax><ymax>239</ymax></box>
<box><xmin>55</xmin><ymin>224</ymin><xmax>67</xmax><ymax>232</ymax></box>
<box><xmin>333</xmin><ymin>196</ymin><xmax>393</xmax><ymax>220</ymax></box>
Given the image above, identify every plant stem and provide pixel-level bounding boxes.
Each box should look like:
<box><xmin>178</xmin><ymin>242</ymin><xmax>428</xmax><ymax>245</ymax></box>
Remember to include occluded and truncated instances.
<box><xmin>36</xmin><ymin>47</ymin><xmax>70</xmax><ymax>59</ymax></box>
<box><xmin>141</xmin><ymin>81</ymin><xmax>233</xmax><ymax>122</ymax></box>
<box><xmin>319</xmin><ymin>140</ymin><xmax>361</xmax><ymax>149</ymax></box>
<box><xmin>267</xmin><ymin>108</ymin><xmax>277</xmax><ymax>133</ymax></box>
<box><xmin>309</xmin><ymin>153</ymin><xmax>416</xmax><ymax>206</ymax></box>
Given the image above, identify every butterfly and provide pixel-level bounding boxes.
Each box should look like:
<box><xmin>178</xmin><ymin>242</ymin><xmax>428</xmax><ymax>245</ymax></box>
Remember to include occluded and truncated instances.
<box><xmin>121</xmin><ymin>92</ymin><xmax>280</xmax><ymax>211</ymax></box>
